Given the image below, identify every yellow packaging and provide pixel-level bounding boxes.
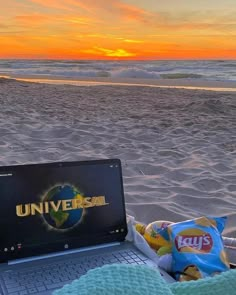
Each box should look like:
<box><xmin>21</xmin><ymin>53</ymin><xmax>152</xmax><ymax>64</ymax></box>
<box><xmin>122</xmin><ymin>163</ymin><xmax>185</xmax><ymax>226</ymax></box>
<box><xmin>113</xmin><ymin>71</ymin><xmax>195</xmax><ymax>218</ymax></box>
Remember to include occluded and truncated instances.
<box><xmin>136</xmin><ymin>220</ymin><xmax>172</xmax><ymax>250</ymax></box>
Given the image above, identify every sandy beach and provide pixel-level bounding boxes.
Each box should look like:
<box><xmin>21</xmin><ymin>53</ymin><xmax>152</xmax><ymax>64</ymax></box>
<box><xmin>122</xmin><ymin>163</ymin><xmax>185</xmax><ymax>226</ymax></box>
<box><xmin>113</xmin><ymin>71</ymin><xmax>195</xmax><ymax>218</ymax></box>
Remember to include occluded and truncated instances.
<box><xmin>0</xmin><ymin>77</ymin><xmax>236</xmax><ymax>260</ymax></box>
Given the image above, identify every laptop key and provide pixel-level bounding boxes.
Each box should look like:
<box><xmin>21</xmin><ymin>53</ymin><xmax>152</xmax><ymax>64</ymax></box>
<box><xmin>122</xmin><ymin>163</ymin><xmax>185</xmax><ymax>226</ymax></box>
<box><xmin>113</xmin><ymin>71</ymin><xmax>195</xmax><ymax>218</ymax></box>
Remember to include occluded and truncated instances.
<box><xmin>137</xmin><ymin>261</ymin><xmax>145</xmax><ymax>265</ymax></box>
<box><xmin>46</xmin><ymin>282</ymin><xmax>70</xmax><ymax>290</ymax></box>
<box><xmin>27</xmin><ymin>288</ymin><xmax>37</xmax><ymax>294</ymax></box>
<box><xmin>7</xmin><ymin>286</ymin><xmax>26</xmax><ymax>293</ymax></box>
<box><xmin>6</xmin><ymin>283</ymin><xmax>21</xmax><ymax>289</ymax></box>
<box><xmin>43</xmin><ymin>280</ymin><xmax>53</xmax><ymax>285</ymax></box>
<box><xmin>34</xmin><ymin>282</ymin><xmax>44</xmax><ymax>287</ymax></box>
<box><xmin>51</xmin><ymin>278</ymin><xmax>61</xmax><ymax>283</ymax></box>
<box><xmin>25</xmin><ymin>285</ymin><xmax>34</xmax><ymax>289</ymax></box>
<box><xmin>36</xmin><ymin>286</ymin><xmax>46</xmax><ymax>292</ymax></box>
<box><xmin>109</xmin><ymin>258</ymin><xmax>119</xmax><ymax>263</ymax></box>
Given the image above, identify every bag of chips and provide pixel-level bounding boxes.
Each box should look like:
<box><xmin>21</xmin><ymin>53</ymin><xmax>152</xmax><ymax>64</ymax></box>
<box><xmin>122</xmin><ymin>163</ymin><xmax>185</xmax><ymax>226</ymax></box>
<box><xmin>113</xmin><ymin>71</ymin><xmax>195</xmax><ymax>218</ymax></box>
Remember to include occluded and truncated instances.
<box><xmin>135</xmin><ymin>220</ymin><xmax>172</xmax><ymax>251</ymax></box>
<box><xmin>167</xmin><ymin>216</ymin><xmax>230</xmax><ymax>281</ymax></box>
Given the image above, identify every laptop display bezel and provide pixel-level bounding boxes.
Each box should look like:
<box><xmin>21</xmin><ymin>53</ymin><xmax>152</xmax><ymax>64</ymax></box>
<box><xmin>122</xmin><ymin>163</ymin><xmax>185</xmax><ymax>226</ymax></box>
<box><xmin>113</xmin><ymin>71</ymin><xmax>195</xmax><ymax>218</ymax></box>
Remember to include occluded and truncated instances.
<box><xmin>0</xmin><ymin>158</ymin><xmax>128</xmax><ymax>263</ymax></box>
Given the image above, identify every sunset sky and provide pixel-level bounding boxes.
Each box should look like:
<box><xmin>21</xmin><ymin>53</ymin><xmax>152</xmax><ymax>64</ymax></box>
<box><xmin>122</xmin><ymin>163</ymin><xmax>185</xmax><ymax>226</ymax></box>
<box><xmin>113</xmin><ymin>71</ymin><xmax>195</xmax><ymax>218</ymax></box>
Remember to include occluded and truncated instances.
<box><xmin>1</xmin><ymin>0</ymin><xmax>236</xmax><ymax>59</ymax></box>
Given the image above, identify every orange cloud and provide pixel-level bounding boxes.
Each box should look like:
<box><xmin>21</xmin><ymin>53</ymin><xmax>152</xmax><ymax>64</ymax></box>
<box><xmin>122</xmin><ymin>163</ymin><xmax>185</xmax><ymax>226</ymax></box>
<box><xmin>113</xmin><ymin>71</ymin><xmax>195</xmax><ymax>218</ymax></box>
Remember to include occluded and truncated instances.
<box><xmin>28</xmin><ymin>0</ymin><xmax>153</xmax><ymax>23</ymax></box>
<box><xmin>154</xmin><ymin>22</ymin><xmax>236</xmax><ymax>33</ymax></box>
<box><xmin>65</xmin><ymin>16</ymin><xmax>94</xmax><ymax>25</ymax></box>
<box><xmin>123</xmin><ymin>39</ymin><xmax>144</xmax><ymax>43</ymax></box>
<box><xmin>29</xmin><ymin>0</ymin><xmax>73</xmax><ymax>11</ymax></box>
<box><xmin>116</xmin><ymin>2</ymin><xmax>152</xmax><ymax>22</ymax></box>
<box><xmin>15</xmin><ymin>14</ymin><xmax>49</xmax><ymax>24</ymax></box>
<box><xmin>27</xmin><ymin>0</ymin><xmax>101</xmax><ymax>13</ymax></box>
<box><xmin>83</xmin><ymin>47</ymin><xmax>136</xmax><ymax>57</ymax></box>
<box><xmin>0</xmin><ymin>23</ymin><xmax>8</xmax><ymax>28</ymax></box>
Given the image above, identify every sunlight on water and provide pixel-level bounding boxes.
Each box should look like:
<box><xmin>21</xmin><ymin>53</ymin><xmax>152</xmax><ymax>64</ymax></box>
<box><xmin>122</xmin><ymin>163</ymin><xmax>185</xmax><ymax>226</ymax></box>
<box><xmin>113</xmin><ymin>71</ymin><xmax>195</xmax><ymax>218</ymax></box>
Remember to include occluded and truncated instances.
<box><xmin>12</xmin><ymin>77</ymin><xmax>236</xmax><ymax>92</ymax></box>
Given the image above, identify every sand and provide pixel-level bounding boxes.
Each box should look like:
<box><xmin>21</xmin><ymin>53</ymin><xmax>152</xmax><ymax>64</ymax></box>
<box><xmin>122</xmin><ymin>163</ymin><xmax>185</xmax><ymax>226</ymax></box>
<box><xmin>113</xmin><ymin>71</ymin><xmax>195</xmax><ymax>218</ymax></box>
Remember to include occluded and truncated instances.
<box><xmin>0</xmin><ymin>77</ymin><xmax>236</xmax><ymax>261</ymax></box>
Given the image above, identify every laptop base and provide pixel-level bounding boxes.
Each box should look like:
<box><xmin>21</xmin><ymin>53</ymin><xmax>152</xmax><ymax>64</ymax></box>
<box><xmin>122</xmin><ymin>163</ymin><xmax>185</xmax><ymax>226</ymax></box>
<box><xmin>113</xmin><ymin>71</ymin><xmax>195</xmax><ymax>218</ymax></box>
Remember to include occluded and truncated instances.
<box><xmin>0</xmin><ymin>241</ymin><xmax>175</xmax><ymax>295</ymax></box>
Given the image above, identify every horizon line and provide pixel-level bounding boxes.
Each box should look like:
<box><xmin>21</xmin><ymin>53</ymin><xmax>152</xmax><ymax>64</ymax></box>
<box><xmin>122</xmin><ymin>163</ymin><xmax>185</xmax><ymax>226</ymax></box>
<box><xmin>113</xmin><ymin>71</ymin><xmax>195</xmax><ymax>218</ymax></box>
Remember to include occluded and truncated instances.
<box><xmin>0</xmin><ymin>58</ymin><xmax>236</xmax><ymax>61</ymax></box>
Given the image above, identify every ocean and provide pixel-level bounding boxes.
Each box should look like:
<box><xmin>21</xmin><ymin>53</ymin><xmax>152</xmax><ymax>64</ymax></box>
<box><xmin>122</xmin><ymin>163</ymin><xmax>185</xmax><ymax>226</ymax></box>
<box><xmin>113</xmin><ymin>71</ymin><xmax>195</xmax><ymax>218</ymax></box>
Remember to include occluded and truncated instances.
<box><xmin>0</xmin><ymin>59</ymin><xmax>236</xmax><ymax>83</ymax></box>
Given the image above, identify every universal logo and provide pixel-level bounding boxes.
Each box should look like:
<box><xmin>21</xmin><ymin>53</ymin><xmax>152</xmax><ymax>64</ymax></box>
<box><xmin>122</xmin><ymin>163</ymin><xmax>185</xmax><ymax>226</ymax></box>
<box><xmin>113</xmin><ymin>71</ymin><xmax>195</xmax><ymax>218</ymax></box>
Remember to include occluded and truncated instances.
<box><xmin>16</xmin><ymin>196</ymin><xmax>109</xmax><ymax>217</ymax></box>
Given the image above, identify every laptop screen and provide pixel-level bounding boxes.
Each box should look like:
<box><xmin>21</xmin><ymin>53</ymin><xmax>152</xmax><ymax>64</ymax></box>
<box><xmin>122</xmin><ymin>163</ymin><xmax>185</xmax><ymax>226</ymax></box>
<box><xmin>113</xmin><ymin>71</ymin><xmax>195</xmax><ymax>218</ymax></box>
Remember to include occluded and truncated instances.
<box><xmin>0</xmin><ymin>159</ymin><xmax>127</xmax><ymax>262</ymax></box>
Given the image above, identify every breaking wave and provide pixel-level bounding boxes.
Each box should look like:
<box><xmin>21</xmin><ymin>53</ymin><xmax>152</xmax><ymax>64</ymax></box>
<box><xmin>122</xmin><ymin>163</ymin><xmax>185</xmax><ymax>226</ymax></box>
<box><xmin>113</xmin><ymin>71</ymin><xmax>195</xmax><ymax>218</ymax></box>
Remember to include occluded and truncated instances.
<box><xmin>0</xmin><ymin>59</ymin><xmax>236</xmax><ymax>82</ymax></box>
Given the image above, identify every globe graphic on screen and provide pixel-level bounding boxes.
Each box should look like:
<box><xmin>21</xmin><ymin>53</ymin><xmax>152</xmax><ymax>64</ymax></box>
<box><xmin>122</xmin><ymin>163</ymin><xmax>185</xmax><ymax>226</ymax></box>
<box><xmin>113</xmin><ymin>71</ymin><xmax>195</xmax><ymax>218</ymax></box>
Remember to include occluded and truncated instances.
<box><xmin>43</xmin><ymin>184</ymin><xmax>84</xmax><ymax>230</ymax></box>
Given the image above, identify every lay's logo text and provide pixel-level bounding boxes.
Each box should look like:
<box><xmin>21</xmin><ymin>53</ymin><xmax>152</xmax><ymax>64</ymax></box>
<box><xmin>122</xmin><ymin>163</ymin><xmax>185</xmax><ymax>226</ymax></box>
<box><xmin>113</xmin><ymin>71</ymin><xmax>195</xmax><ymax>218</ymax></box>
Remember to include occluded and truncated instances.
<box><xmin>175</xmin><ymin>233</ymin><xmax>213</xmax><ymax>252</ymax></box>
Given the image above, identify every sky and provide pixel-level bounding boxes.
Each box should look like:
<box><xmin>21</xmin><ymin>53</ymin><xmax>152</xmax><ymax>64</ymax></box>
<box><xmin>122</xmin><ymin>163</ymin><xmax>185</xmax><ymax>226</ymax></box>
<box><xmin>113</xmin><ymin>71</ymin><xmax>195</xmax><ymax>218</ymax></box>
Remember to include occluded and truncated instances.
<box><xmin>1</xmin><ymin>0</ymin><xmax>236</xmax><ymax>59</ymax></box>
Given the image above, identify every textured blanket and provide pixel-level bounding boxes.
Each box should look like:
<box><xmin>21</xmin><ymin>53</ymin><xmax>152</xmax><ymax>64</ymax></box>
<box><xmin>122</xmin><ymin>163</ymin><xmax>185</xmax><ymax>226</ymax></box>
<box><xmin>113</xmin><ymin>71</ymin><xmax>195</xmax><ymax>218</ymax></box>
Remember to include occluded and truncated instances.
<box><xmin>53</xmin><ymin>264</ymin><xmax>236</xmax><ymax>295</ymax></box>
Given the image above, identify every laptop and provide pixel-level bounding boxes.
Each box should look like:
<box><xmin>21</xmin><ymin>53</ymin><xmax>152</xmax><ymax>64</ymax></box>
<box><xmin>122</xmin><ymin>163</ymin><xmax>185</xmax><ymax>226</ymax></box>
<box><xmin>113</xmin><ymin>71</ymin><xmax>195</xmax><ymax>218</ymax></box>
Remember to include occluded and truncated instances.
<box><xmin>0</xmin><ymin>158</ymin><xmax>174</xmax><ymax>295</ymax></box>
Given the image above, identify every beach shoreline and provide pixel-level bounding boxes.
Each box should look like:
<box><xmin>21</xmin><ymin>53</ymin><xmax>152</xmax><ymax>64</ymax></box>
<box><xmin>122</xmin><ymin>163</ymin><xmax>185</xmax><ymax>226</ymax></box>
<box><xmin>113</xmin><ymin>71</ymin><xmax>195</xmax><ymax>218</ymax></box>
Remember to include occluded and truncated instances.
<box><xmin>0</xmin><ymin>77</ymin><xmax>236</xmax><ymax>260</ymax></box>
<box><xmin>1</xmin><ymin>74</ymin><xmax>236</xmax><ymax>92</ymax></box>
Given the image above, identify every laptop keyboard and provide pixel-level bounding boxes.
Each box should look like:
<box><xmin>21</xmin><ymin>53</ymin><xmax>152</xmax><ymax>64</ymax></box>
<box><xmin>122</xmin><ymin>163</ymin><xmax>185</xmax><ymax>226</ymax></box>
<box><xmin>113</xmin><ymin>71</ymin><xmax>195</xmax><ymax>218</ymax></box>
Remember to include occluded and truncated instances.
<box><xmin>2</xmin><ymin>249</ymin><xmax>151</xmax><ymax>295</ymax></box>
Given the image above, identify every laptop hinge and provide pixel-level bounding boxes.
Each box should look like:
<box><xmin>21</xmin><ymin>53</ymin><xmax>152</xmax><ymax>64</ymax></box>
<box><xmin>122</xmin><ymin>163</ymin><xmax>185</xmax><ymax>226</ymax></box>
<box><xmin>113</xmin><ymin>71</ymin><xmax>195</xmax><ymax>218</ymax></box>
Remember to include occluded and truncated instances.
<box><xmin>8</xmin><ymin>242</ymin><xmax>121</xmax><ymax>265</ymax></box>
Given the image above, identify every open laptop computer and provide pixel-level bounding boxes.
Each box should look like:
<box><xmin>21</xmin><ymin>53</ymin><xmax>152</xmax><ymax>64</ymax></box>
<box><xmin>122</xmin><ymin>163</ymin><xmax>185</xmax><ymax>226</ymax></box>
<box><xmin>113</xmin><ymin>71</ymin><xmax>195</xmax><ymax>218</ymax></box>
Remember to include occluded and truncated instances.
<box><xmin>0</xmin><ymin>158</ymin><xmax>175</xmax><ymax>295</ymax></box>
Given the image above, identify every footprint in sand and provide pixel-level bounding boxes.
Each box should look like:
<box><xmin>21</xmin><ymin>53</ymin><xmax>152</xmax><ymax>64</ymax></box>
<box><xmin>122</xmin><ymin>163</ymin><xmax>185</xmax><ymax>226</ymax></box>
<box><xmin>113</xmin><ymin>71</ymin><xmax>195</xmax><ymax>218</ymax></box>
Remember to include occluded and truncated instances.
<box><xmin>193</xmin><ymin>178</ymin><xmax>222</xmax><ymax>192</ymax></box>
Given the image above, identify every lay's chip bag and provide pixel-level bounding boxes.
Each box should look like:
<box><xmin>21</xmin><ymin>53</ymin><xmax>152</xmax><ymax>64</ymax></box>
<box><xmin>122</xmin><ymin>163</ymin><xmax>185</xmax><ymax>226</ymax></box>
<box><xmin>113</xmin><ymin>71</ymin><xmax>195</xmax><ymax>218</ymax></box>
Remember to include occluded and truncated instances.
<box><xmin>167</xmin><ymin>216</ymin><xmax>230</xmax><ymax>281</ymax></box>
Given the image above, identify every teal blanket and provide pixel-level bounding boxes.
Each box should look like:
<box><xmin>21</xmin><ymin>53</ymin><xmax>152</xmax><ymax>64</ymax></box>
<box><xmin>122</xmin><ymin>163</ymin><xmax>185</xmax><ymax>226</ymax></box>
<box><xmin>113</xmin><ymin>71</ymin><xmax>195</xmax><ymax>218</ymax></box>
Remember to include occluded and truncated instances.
<box><xmin>53</xmin><ymin>264</ymin><xmax>236</xmax><ymax>295</ymax></box>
